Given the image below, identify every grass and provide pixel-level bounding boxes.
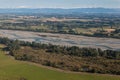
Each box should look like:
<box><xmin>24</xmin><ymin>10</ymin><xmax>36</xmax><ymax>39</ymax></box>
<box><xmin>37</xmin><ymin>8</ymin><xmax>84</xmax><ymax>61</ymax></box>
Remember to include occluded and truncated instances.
<box><xmin>75</xmin><ymin>28</ymin><xmax>96</xmax><ymax>34</ymax></box>
<box><xmin>0</xmin><ymin>45</ymin><xmax>120</xmax><ymax>80</ymax></box>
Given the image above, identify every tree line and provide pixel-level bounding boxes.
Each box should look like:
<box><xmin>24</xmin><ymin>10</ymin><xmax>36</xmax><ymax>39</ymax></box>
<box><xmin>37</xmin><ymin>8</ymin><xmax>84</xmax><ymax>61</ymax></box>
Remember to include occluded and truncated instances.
<box><xmin>0</xmin><ymin>37</ymin><xmax>120</xmax><ymax>60</ymax></box>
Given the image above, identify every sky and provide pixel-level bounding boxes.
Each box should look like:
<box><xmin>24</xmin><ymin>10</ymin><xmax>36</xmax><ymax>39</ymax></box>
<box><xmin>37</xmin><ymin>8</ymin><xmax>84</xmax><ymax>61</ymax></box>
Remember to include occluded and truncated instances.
<box><xmin>0</xmin><ymin>0</ymin><xmax>120</xmax><ymax>8</ymax></box>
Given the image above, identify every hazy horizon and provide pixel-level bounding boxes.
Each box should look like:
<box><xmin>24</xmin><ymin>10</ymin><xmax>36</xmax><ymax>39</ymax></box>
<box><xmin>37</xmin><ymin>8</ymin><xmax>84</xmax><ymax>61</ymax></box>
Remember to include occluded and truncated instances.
<box><xmin>0</xmin><ymin>0</ymin><xmax>119</xmax><ymax>8</ymax></box>
<box><xmin>0</xmin><ymin>7</ymin><xmax>120</xmax><ymax>9</ymax></box>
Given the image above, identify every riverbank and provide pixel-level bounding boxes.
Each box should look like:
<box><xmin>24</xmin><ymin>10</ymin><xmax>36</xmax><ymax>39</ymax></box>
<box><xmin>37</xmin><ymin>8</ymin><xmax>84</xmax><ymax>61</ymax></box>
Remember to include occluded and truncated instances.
<box><xmin>0</xmin><ymin>29</ymin><xmax>120</xmax><ymax>50</ymax></box>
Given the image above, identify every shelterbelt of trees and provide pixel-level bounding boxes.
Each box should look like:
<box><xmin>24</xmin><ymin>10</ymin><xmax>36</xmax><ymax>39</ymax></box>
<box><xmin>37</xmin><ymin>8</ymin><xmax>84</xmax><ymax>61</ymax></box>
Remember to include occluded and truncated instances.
<box><xmin>1</xmin><ymin>27</ymin><xmax>120</xmax><ymax>39</ymax></box>
<box><xmin>0</xmin><ymin>37</ymin><xmax>120</xmax><ymax>75</ymax></box>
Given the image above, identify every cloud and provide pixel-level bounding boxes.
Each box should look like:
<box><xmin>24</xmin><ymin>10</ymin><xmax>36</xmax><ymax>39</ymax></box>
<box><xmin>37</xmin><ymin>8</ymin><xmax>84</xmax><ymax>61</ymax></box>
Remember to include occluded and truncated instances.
<box><xmin>16</xmin><ymin>5</ymin><xmax>29</xmax><ymax>8</ymax></box>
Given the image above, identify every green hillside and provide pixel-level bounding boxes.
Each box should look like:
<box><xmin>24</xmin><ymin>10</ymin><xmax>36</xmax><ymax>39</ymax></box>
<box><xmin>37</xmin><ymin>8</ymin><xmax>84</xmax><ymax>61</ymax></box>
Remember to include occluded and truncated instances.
<box><xmin>0</xmin><ymin>45</ymin><xmax>119</xmax><ymax>80</ymax></box>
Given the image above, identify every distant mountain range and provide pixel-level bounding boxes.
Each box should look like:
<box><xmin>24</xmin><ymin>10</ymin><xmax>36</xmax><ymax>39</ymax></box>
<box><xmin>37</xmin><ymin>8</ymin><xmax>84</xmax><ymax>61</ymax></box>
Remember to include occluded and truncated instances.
<box><xmin>0</xmin><ymin>8</ymin><xmax>120</xmax><ymax>14</ymax></box>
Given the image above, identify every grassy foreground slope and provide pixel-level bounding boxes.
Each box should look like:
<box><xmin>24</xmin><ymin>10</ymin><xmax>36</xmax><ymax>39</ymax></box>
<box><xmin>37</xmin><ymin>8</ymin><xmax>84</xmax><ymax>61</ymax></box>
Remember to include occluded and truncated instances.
<box><xmin>0</xmin><ymin>47</ymin><xmax>120</xmax><ymax>80</ymax></box>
